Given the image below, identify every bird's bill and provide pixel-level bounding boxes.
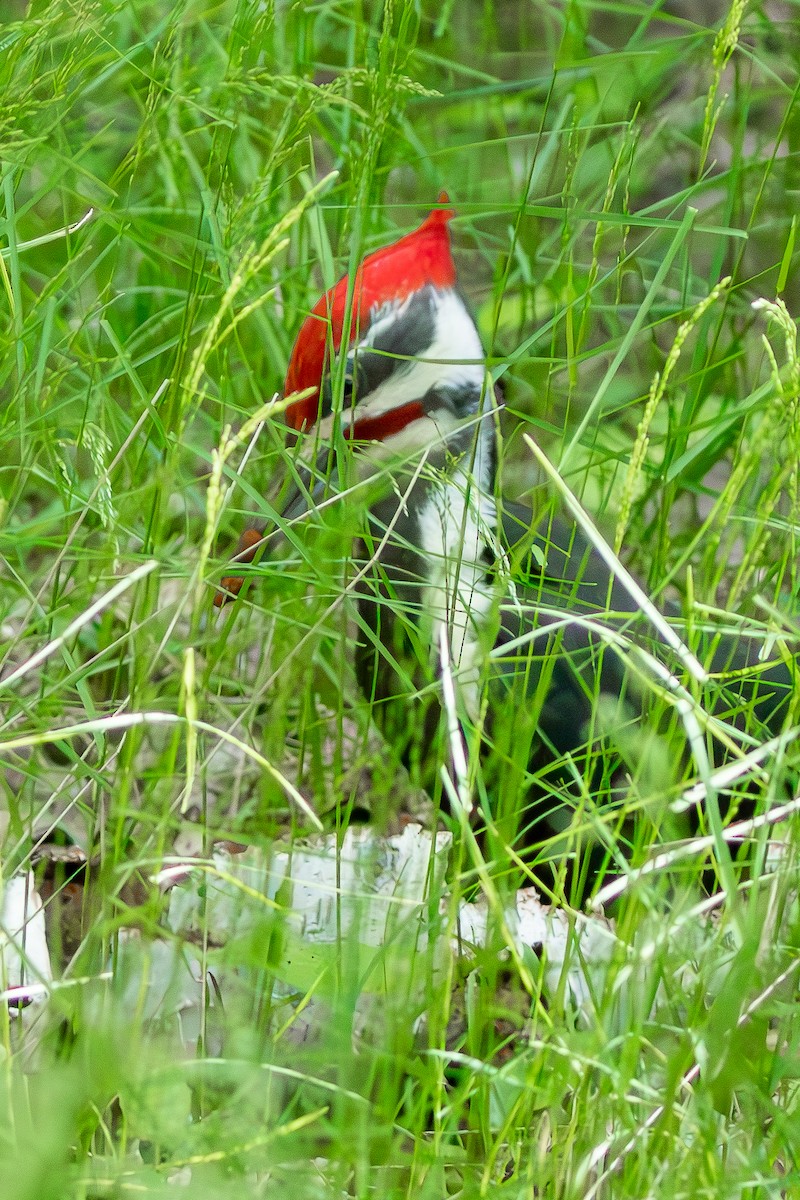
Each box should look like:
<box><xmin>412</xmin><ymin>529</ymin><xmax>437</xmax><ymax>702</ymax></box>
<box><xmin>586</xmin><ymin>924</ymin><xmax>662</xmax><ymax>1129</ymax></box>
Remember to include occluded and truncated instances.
<box><xmin>214</xmin><ymin>444</ymin><xmax>339</xmax><ymax>606</ymax></box>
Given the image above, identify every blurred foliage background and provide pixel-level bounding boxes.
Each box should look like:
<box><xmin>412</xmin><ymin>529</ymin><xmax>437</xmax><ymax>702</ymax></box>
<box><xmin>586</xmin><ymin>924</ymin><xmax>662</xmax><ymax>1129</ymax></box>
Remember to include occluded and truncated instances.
<box><xmin>2</xmin><ymin>1</ymin><xmax>800</xmax><ymax>1196</ymax></box>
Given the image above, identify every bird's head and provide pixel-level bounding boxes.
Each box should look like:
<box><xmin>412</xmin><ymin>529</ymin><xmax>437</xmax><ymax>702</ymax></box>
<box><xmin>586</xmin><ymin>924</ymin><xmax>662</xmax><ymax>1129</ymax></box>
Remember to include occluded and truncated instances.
<box><xmin>215</xmin><ymin>198</ymin><xmax>493</xmax><ymax>603</ymax></box>
<box><xmin>283</xmin><ymin>197</ymin><xmax>489</xmax><ymax>456</ymax></box>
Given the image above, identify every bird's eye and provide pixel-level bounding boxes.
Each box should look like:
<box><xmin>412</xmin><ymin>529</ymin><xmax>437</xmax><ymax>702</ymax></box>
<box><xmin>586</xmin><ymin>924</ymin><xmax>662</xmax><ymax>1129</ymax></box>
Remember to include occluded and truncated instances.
<box><xmin>319</xmin><ymin>362</ymin><xmax>357</xmax><ymax>422</ymax></box>
<box><xmin>319</xmin><ymin>376</ymin><xmax>333</xmax><ymax>422</ymax></box>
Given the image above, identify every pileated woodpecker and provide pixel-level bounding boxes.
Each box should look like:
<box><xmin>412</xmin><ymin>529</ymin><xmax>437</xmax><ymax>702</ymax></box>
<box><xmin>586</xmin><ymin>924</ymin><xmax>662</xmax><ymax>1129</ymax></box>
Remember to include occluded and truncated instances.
<box><xmin>218</xmin><ymin>201</ymin><xmax>794</xmax><ymax>865</ymax></box>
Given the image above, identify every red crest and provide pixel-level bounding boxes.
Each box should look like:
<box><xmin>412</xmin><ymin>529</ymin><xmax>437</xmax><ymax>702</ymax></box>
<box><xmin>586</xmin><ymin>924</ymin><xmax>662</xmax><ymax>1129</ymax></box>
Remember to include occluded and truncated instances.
<box><xmin>284</xmin><ymin>196</ymin><xmax>456</xmax><ymax>432</ymax></box>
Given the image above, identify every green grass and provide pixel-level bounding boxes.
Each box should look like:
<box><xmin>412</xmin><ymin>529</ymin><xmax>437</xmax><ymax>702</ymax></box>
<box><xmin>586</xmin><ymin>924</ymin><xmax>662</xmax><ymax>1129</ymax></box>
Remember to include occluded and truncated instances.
<box><xmin>2</xmin><ymin>0</ymin><xmax>800</xmax><ymax>1196</ymax></box>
